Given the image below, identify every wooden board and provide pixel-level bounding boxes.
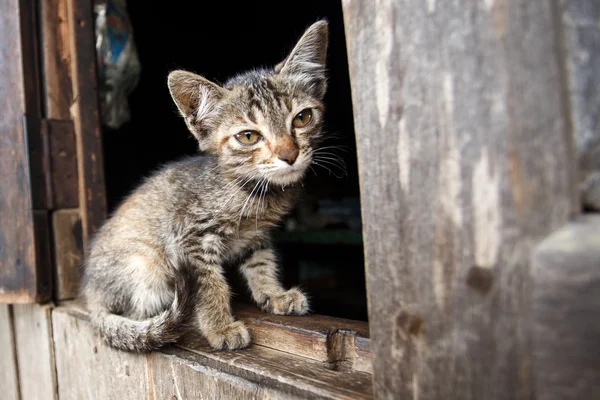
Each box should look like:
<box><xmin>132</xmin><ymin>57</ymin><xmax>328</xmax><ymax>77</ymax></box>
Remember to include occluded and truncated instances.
<box><xmin>341</xmin><ymin>1</ymin><xmax>577</xmax><ymax>398</ymax></box>
<box><xmin>149</xmin><ymin>351</ymin><xmax>290</xmax><ymax>400</ymax></box>
<box><xmin>52</xmin><ymin>308</ymin><xmax>149</xmax><ymax>400</ymax></box>
<box><xmin>0</xmin><ymin>0</ymin><xmax>42</xmax><ymax>303</ymax></box>
<box><xmin>0</xmin><ymin>305</ymin><xmax>20</xmax><ymax>400</ymax></box>
<box><xmin>48</xmin><ymin>120</ymin><xmax>79</xmax><ymax>209</ymax></box>
<box><xmin>560</xmin><ymin>0</ymin><xmax>600</xmax><ymax>209</ymax></box>
<box><xmin>12</xmin><ymin>304</ymin><xmax>57</xmax><ymax>400</ymax></box>
<box><xmin>532</xmin><ymin>215</ymin><xmax>600</xmax><ymax>400</ymax></box>
<box><xmin>52</xmin><ymin>209</ymin><xmax>83</xmax><ymax>300</ymax></box>
<box><xmin>235</xmin><ymin>302</ymin><xmax>371</xmax><ymax>372</ymax></box>
<box><xmin>66</xmin><ymin>0</ymin><xmax>107</xmax><ymax>246</ymax></box>
<box><xmin>56</xmin><ymin>303</ymin><xmax>373</xmax><ymax>399</ymax></box>
<box><xmin>178</xmin><ymin>336</ymin><xmax>373</xmax><ymax>399</ymax></box>
<box><xmin>40</xmin><ymin>0</ymin><xmax>73</xmax><ymax>121</ymax></box>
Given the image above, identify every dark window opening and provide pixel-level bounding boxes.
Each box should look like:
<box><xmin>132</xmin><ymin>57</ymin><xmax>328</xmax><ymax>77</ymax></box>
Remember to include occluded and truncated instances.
<box><xmin>100</xmin><ymin>0</ymin><xmax>367</xmax><ymax>321</ymax></box>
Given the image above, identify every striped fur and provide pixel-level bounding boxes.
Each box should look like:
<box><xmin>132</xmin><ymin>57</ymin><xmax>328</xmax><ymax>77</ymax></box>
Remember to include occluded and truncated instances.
<box><xmin>81</xmin><ymin>21</ymin><xmax>329</xmax><ymax>352</ymax></box>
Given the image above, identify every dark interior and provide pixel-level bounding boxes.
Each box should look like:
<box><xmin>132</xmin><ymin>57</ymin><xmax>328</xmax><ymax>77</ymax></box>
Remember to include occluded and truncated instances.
<box><xmin>99</xmin><ymin>0</ymin><xmax>367</xmax><ymax>321</ymax></box>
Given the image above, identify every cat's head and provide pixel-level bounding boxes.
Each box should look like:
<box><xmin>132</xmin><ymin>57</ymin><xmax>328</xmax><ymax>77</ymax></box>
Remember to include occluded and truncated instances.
<box><xmin>168</xmin><ymin>20</ymin><xmax>328</xmax><ymax>186</ymax></box>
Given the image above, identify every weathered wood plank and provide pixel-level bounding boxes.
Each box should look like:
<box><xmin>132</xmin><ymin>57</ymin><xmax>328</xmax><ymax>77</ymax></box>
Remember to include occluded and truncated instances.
<box><xmin>52</xmin><ymin>209</ymin><xmax>83</xmax><ymax>300</ymax></box>
<box><xmin>40</xmin><ymin>0</ymin><xmax>73</xmax><ymax>121</ymax></box>
<box><xmin>235</xmin><ymin>302</ymin><xmax>370</xmax><ymax>372</ymax></box>
<box><xmin>559</xmin><ymin>0</ymin><xmax>600</xmax><ymax>210</ymax></box>
<box><xmin>178</xmin><ymin>335</ymin><xmax>373</xmax><ymax>399</ymax></box>
<box><xmin>0</xmin><ymin>305</ymin><xmax>20</xmax><ymax>400</ymax></box>
<box><xmin>0</xmin><ymin>0</ymin><xmax>41</xmax><ymax>303</ymax></box>
<box><xmin>26</xmin><ymin>116</ymin><xmax>53</xmax><ymax>210</ymax></box>
<box><xmin>532</xmin><ymin>215</ymin><xmax>600</xmax><ymax>400</ymax></box>
<box><xmin>52</xmin><ymin>308</ymin><xmax>149</xmax><ymax>400</ymax></box>
<box><xmin>12</xmin><ymin>304</ymin><xmax>57</xmax><ymax>400</ymax></box>
<box><xmin>66</xmin><ymin>0</ymin><xmax>107</xmax><ymax>247</ymax></box>
<box><xmin>48</xmin><ymin>120</ymin><xmax>79</xmax><ymax>209</ymax></box>
<box><xmin>150</xmin><ymin>351</ymin><xmax>290</xmax><ymax>400</ymax></box>
<box><xmin>341</xmin><ymin>0</ymin><xmax>577</xmax><ymax>398</ymax></box>
<box><xmin>57</xmin><ymin>303</ymin><xmax>373</xmax><ymax>399</ymax></box>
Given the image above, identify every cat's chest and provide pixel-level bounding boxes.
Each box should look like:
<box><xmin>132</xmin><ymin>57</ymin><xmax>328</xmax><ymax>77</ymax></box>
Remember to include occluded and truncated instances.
<box><xmin>224</xmin><ymin>227</ymin><xmax>267</xmax><ymax>259</ymax></box>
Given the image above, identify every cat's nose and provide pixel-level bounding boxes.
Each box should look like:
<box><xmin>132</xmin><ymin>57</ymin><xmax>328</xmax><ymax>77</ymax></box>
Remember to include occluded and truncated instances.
<box><xmin>277</xmin><ymin>147</ymin><xmax>299</xmax><ymax>165</ymax></box>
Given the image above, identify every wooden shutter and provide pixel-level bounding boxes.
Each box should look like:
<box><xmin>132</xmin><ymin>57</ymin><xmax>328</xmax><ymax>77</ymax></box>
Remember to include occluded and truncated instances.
<box><xmin>0</xmin><ymin>0</ymin><xmax>106</xmax><ymax>303</ymax></box>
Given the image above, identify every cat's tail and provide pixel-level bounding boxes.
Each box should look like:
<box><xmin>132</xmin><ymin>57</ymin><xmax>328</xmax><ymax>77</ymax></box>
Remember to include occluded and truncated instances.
<box><xmin>89</xmin><ymin>265</ymin><xmax>197</xmax><ymax>353</ymax></box>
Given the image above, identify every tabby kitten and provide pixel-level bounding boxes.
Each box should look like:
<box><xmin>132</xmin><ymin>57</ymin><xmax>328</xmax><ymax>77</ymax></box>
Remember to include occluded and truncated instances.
<box><xmin>81</xmin><ymin>21</ymin><xmax>329</xmax><ymax>352</ymax></box>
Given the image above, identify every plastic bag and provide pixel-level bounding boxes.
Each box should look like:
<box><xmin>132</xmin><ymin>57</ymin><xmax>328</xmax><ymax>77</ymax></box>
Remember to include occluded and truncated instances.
<box><xmin>94</xmin><ymin>0</ymin><xmax>141</xmax><ymax>129</ymax></box>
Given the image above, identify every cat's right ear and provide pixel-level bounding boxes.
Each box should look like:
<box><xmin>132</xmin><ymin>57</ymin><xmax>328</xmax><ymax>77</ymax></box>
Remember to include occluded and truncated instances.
<box><xmin>168</xmin><ymin>70</ymin><xmax>226</xmax><ymax>147</ymax></box>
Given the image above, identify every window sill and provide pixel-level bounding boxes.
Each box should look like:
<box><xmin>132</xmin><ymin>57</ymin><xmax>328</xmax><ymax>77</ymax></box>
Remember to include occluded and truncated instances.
<box><xmin>55</xmin><ymin>301</ymin><xmax>373</xmax><ymax>399</ymax></box>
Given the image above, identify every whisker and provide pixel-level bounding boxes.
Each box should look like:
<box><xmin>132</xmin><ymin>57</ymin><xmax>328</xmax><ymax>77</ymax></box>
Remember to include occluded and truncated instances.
<box><xmin>237</xmin><ymin>179</ymin><xmax>262</xmax><ymax>233</ymax></box>
<box><xmin>312</xmin><ymin>156</ymin><xmax>348</xmax><ymax>172</ymax></box>
<box><xmin>313</xmin><ymin>154</ymin><xmax>347</xmax><ymax>168</ymax></box>
<box><xmin>311</xmin><ymin>161</ymin><xmax>345</xmax><ymax>178</ymax></box>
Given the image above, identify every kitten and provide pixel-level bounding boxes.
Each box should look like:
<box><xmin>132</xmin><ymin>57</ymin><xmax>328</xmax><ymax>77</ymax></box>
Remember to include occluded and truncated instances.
<box><xmin>80</xmin><ymin>21</ymin><xmax>329</xmax><ymax>352</ymax></box>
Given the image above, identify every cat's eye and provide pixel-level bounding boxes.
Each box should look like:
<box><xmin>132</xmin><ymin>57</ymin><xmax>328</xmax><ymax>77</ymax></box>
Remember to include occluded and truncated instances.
<box><xmin>234</xmin><ymin>131</ymin><xmax>262</xmax><ymax>145</ymax></box>
<box><xmin>292</xmin><ymin>109</ymin><xmax>313</xmax><ymax>128</ymax></box>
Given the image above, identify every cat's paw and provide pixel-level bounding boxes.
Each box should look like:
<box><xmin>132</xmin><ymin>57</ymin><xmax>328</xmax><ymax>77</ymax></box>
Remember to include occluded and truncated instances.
<box><xmin>204</xmin><ymin>321</ymin><xmax>251</xmax><ymax>350</ymax></box>
<box><xmin>263</xmin><ymin>288</ymin><xmax>309</xmax><ymax>315</ymax></box>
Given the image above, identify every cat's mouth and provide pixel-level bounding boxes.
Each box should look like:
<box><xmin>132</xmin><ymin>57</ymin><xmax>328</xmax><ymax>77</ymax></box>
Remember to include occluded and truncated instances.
<box><xmin>268</xmin><ymin>166</ymin><xmax>306</xmax><ymax>186</ymax></box>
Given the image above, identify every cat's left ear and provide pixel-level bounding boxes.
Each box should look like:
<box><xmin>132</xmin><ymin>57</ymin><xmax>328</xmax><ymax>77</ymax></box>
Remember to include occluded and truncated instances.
<box><xmin>168</xmin><ymin>70</ymin><xmax>227</xmax><ymax>149</ymax></box>
<box><xmin>275</xmin><ymin>20</ymin><xmax>328</xmax><ymax>98</ymax></box>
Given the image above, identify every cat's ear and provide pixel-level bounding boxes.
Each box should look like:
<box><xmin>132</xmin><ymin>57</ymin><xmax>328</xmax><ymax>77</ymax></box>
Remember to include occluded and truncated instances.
<box><xmin>275</xmin><ymin>20</ymin><xmax>328</xmax><ymax>98</ymax></box>
<box><xmin>168</xmin><ymin>70</ymin><xmax>226</xmax><ymax>147</ymax></box>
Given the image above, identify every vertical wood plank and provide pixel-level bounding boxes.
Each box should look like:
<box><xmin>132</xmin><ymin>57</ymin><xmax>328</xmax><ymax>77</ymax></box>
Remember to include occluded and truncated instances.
<box><xmin>559</xmin><ymin>0</ymin><xmax>600</xmax><ymax>210</ymax></box>
<box><xmin>0</xmin><ymin>0</ymin><xmax>40</xmax><ymax>303</ymax></box>
<box><xmin>0</xmin><ymin>305</ymin><xmax>20</xmax><ymax>400</ymax></box>
<box><xmin>40</xmin><ymin>0</ymin><xmax>74</xmax><ymax>121</ymax></box>
<box><xmin>52</xmin><ymin>209</ymin><xmax>83</xmax><ymax>300</ymax></box>
<box><xmin>52</xmin><ymin>308</ymin><xmax>148</xmax><ymax>400</ymax></box>
<box><xmin>12</xmin><ymin>304</ymin><xmax>57</xmax><ymax>400</ymax></box>
<box><xmin>48</xmin><ymin>120</ymin><xmax>79</xmax><ymax>209</ymax></box>
<box><xmin>341</xmin><ymin>0</ymin><xmax>577</xmax><ymax>398</ymax></box>
<box><xmin>66</xmin><ymin>0</ymin><xmax>107</xmax><ymax>247</ymax></box>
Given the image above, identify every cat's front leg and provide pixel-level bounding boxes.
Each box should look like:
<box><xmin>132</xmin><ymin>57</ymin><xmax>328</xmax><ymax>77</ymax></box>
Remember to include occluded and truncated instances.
<box><xmin>240</xmin><ymin>246</ymin><xmax>309</xmax><ymax>315</ymax></box>
<box><xmin>185</xmin><ymin>233</ymin><xmax>251</xmax><ymax>350</ymax></box>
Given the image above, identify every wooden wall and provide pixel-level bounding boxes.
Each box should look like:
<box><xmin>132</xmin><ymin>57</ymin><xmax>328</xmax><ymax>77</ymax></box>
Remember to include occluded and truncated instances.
<box><xmin>342</xmin><ymin>0</ymin><xmax>580</xmax><ymax>398</ymax></box>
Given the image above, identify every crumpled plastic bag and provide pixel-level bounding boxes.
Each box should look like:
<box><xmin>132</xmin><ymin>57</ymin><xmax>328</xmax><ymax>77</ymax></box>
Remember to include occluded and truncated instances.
<box><xmin>94</xmin><ymin>0</ymin><xmax>141</xmax><ymax>129</ymax></box>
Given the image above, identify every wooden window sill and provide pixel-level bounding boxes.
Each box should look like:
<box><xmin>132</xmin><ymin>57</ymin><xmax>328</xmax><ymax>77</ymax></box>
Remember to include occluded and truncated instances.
<box><xmin>55</xmin><ymin>301</ymin><xmax>373</xmax><ymax>399</ymax></box>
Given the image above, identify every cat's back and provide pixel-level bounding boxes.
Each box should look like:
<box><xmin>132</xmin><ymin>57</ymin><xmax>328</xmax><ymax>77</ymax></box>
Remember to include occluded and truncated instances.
<box><xmin>92</xmin><ymin>154</ymin><xmax>216</xmax><ymax>243</ymax></box>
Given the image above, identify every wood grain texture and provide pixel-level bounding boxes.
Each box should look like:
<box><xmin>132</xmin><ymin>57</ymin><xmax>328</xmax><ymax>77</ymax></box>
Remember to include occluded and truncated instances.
<box><xmin>235</xmin><ymin>302</ymin><xmax>371</xmax><ymax>372</ymax></box>
<box><xmin>0</xmin><ymin>305</ymin><xmax>20</xmax><ymax>400</ymax></box>
<box><xmin>177</xmin><ymin>336</ymin><xmax>373</xmax><ymax>400</ymax></box>
<box><xmin>52</xmin><ymin>209</ymin><xmax>83</xmax><ymax>300</ymax></box>
<box><xmin>12</xmin><ymin>304</ymin><xmax>57</xmax><ymax>400</ymax></box>
<box><xmin>26</xmin><ymin>116</ymin><xmax>53</xmax><ymax>210</ymax></box>
<box><xmin>54</xmin><ymin>304</ymin><xmax>373</xmax><ymax>400</ymax></box>
<box><xmin>149</xmin><ymin>351</ymin><xmax>290</xmax><ymax>400</ymax></box>
<box><xmin>52</xmin><ymin>308</ymin><xmax>149</xmax><ymax>400</ymax></box>
<box><xmin>40</xmin><ymin>0</ymin><xmax>73</xmax><ymax>120</ymax></box>
<box><xmin>48</xmin><ymin>120</ymin><xmax>79</xmax><ymax>209</ymax></box>
<box><xmin>532</xmin><ymin>215</ymin><xmax>600</xmax><ymax>400</ymax></box>
<box><xmin>0</xmin><ymin>0</ymin><xmax>40</xmax><ymax>303</ymax></box>
<box><xmin>66</xmin><ymin>0</ymin><xmax>107</xmax><ymax>247</ymax></box>
<box><xmin>341</xmin><ymin>1</ymin><xmax>577</xmax><ymax>398</ymax></box>
<box><xmin>559</xmin><ymin>0</ymin><xmax>600</xmax><ymax>210</ymax></box>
